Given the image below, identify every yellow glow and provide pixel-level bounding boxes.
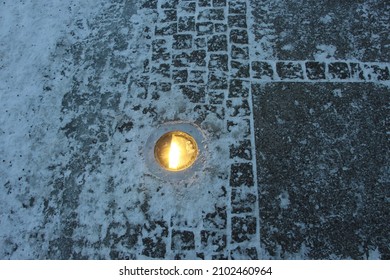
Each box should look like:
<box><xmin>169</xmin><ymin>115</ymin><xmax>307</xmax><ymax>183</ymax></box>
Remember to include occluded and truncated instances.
<box><xmin>154</xmin><ymin>131</ymin><xmax>198</xmax><ymax>171</ymax></box>
<box><xmin>168</xmin><ymin>136</ymin><xmax>181</xmax><ymax>169</ymax></box>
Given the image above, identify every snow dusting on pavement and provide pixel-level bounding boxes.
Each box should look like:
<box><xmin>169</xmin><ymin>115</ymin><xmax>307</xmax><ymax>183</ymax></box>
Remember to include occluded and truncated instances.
<box><xmin>1</xmin><ymin>0</ymin><xmax>389</xmax><ymax>259</ymax></box>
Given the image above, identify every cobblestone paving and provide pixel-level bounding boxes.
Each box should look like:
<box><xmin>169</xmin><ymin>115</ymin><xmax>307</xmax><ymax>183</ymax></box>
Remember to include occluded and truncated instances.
<box><xmin>134</xmin><ymin>0</ymin><xmax>261</xmax><ymax>260</ymax></box>
<box><xmin>1</xmin><ymin>0</ymin><xmax>389</xmax><ymax>260</ymax></box>
<box><xmin>39</xmin><ymin>0</ymin><xmax>390</xmax><ymax>260</ymax></box>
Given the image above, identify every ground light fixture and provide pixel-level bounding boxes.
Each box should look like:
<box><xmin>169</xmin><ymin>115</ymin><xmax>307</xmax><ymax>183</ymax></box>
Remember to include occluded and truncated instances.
<box><xmin>145</xmin><ymin>122</ymin><xmax>205</xmax><ymax>181</ymax></box>
<box><xmin>154</xmin><ymin>130</ymin><xmax>198</xmax><ymax>171</ymax></box>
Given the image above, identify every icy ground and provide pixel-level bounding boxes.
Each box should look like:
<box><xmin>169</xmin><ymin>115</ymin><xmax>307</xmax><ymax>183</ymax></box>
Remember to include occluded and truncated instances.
<box><xmin>0</xmin><ymin>0</ymin><xmax>389</xmax><ymax>259</ymax></box>
<box><xmin>0</xmin><ymin>0</ymin><xmax>108</xmax><ymax>258</ymax></box>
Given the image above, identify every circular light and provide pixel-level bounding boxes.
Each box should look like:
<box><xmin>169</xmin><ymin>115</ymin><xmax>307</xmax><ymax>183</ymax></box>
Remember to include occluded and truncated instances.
<box><xmin>154</xmin><ymin>130</ymin><xmax>199</xmax><ymax>171</ymax></box>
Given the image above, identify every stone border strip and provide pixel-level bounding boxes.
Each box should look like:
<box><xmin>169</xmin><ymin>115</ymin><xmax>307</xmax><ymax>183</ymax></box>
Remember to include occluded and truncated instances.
<box><xmin>251</xmin><ymin>60</ymin><xmax>390</xmax><ymax>82</ymax></box>
<box><xmin>226</xmin><ymin>0</ymin><xmax>261</xmax><ymax>260</ymax></box>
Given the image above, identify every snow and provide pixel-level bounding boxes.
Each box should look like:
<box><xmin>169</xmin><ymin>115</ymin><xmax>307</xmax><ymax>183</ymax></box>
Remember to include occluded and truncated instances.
<box><xmin>1</xmin><ymin>0</ymin><xmax>236</xmax><ymax>259</ymax></box>
<box><xmin>0</xmin><ymin>0</ymin><xmax>106</xmax><ymax>258</ymax></box>
<box><xmin>1</xmin><ymin>0</ymin><xmax>388</xmax><ymax>260</ymax></box>
<box><xmin>278</xmin><ymin>191</ymin><xmax>290</xmax><ymax>209</ymax></box>
<box><xmin>314</xmin><ymin>45</ymin><xmax>338</xmax><ymax>61</ymax></box>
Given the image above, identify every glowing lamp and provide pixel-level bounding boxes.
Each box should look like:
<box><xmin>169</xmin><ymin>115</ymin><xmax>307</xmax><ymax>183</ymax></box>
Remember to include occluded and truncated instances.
<box><xmin>154</xmin><ymin>131</ymin><xmax>198</xmax><ymax>171</ymax></box>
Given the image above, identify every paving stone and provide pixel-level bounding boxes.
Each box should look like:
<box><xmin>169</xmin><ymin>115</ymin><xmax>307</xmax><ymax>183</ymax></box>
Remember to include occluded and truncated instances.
<box><xmin>208</xmin><ymin>34</ymin><xmax>227</xmax><ymax>51</ymax></box>
<box><xmin>151</xmin><ymin>63</ymin><xmax>170</xmax><ymax>78</ymax></box>
<box><xmin>142</xmin><ymin>59</ymin><xmax>150</xmax><ymax>73</ymax></box>
<box><xmin>193</xmin><ymin>105</ymin><xmax>225</xmax><ymax>124</ymax></box>
<box><xmin>188</xmin><ymin>70</ymin><xmax>206</xmax><ymax>83</ymax></box>
<box><xmin>172</xmin><ymin>52</ymin><xmax>189</xmax><ymax>67</ymax></box>
<box><xmin>201</xmin><ymin>231</ymin><xmax>227</xmax><ymax>252</ymax></box>
<box><xmin>196</xmin><ymin>22</ymin><xmax>214</xmax><ymax>35</ymax></box>
<box><xmin>194</xmin><ymin>37</ymin><xmax>207</xmax><ymax>49</ymax></box>
<box><xmin>231</xmin><ymin>60</ymin><xmax>250</xmax><ymax>78</ymax></box>
<box><xmin>226</xmin><ymin>99</ymin><xmax>250</xmax><ymax>117</ymax></box>
<box><xmin>231</xmin><ymin>187</ymin><xmax>257</xmax><ymax>213</ymax></box>
<box><xmin>143</xmin><ymin>220</ymin><xmax>168</xmax><ymax>237</ymax></box>
<box><xmin>229</xmin><ymin>79</ymin><xmax>250</xmax><ymax>98</ymax></box>
<box><xmin>100</xmin><ymin>222</ymin><xmax>137</xmax><ymax>253</ymax></box>
<box><xmin>227</xmin><ymin>118</ymin><xmax>251</xmax><ymax>138</ymax></box>
<box><xmin>198</xmin><ymin>8</ymin><xmax>225</xmax><ymax>21</ymax></box>
<box><xmin>203</xmin><ymin>206</ymin><xmax>227</xmax><ymax>230</ymax></box>
<box><xmin>306</xmin><ymin>61</ymin><xmax>326</xmax><ymax>80</ymax></box>
<box><xmin>228</xmin><ymin>15</ymin><xmax>247</xmax><ymax>28</ymax></box>
<box><xmin>231</xmin><ymin>45</ymin><xmax>249</xmax><ymax>60</ymax></box>
<box><xmin>178</xmin><ymin>16</ymin><xmax>195</xmax><ymax>32</ymax></box>
<box><xmin>252</xmin><ymin>61</ymin><xmax>274</xmax><ymax>80</ymax></box>
<box><xmin>152</xmin><ymin>39</ymin><xmax>170</xmax><ymax>61</ymax></box>
<box><xmin>208</xmin><ymin>91</ymin><xmax>225</xmax><ymax>105</ymax></box>
<box><xmin>230</xmin><ymin>246</ymin><xmax>258</xmax><ymax>260</ymax></box>
<box><xmin>178</xmin><ymin>1</ymin><xmax>196</xmax><ymax>14</ymax></box>
<box><xmin>231</xmin><ymin>216</ymin><xmax>257</xmax><ymax>243</ymax></box>
<box><xmin>350</xmin><ymin>63</ymin><xmax>365</xmax><ymax>80</ymax></box>
<box><xmin>230</xmin><ymin>29</ymin><xmax>248</xmax><ymax>44</ymax></box>
<box><xmin>174</xmin><ymin>252</ymin><xmax>203</xmax><ymax>260</ymax></box>
<box><xmin>171</xmin><ymin>230</ymin><xmax>195</xmax><ymax>250</ymax></box>
<box><xmin>199</xmin><ymin>0</ymin><xmax>212</xmax><ymax>7</ymax></box>
<box><xmin>141</xmin><ymin>0</ymin><xmax>158</xmax><ymax>9</ymax></box>
<box><xmin>161</xmin><ymin>0</ymin><xmax>179</xmax><ymax>9</ymax></box>
<box><xmin>152</xmin><ymin>39</ymin><xmax>168</xmax><ymax>49</ymax></box>
<box><xmin>142</xmin><ymin>105</ymin><xmax>158</xmax><ymax>120</ymax></box>
<box><xmin>173</xmin><ymin>34</ymin><xmax>193</xmax><ymax>49</ymax></box>
<box><xmin>328</xmin><ymin>62</ymin><xmax>351</xmax><ymax>79</ymax></box>
<box><xmin>171</xmin><ymin>213</ymin><xmax>200</xmax><ymax>228</ymax></box>
<box><xmin>368</xmin><ymin>65</ymin><xmax>389</xmax><ymax>80</ymax></box>
<box><xmin>189</xmin><ymin>50</ymin><xmax>207</xmax><ymax>66</ymax></box>
<box><xmin>228</xmin><ymin>0</ymin><xmax>246</xmax><ymax>14</ymax></box>
<box><xmin>213</xmin><ymin>0</ymin><xmax>227</xmax><ymax>7</ymax></box>
<box><xmin>172</xmin><ymin>69</ymin><xmax>188</xmax><ymax>83</ymax></box>
<box><xmin>142</xmin><ymin>25</ymin><xmax>153</xmax><ymax>40</ymax></box>
<box><xmin>276</xmin><ymin>62</ymin><xmax>304</xmax><ymax>79</ymax></box>
<box><xmin>155</xmin><ymin>23</ymin><xmax>177</xmax><ymax>36</ymax></box>
<box><xmin>230</xmin><ymin>162</ymin><xmax>254</xmax><ymax>187</ymax></box>
<box><xmin>149</xmin><ymin>82</ymin><xmax>171</xmax><ymax>100</ymax></box>
<box><xmin>133</xmin><ymin>76</ymin><xmax>149</xmax><ymax>99</ymax></box>
<box><xmin>174</xmin><ymin>253</ymin><xmax>183</xmax><ymax>260</ymax></box>
<box><xmin>209</xmin><ymin>54</ymin><xmax>229</xmax><ymax>71</ymax></box>
<box><xmin>212</xmin><ymin>254</ymin><xmax>229</xmax><ymax>260</ymax></box>
<box><xmin>159</xmin><ymin>9</ymin><xmax>177</xmax><ymax>23</ymax></box>
<box><xmin>214</xmin><ymin>23</ymin><xmax>227</xmax><ymax>33</ymax></box>
<box><xmin>230</xmin><ymin>139</ymin><xmax>252</xmax><ymax>160</ymax></box>
<box><xmin>208</xmin><ymin>72</ymin><xmax>228</xmax><ymax>89</ymax></box>
<box><xmin>178</xmin><ymin>85</ymin><xmax>206</xmax><ymax>103</ymax></box>
<box><xmin>142</xmin><ymin>220</ymin><xmax>168</xmax><ymax>258</ymax></box>
<box><xmin>116</xmin><ymin>118</ymin><xmax>134</xmax><ymax>133</ymax></box>
<box><xmin>156</xmin><ymin>82</ymin><xmax>172</xmax><ymax>92</ymax></box>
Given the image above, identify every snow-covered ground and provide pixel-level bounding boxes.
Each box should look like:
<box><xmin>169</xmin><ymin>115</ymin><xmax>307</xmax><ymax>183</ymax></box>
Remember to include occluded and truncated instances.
<box><xmin>0</xmin><ymin>0</ymin><xmax>105</xmax><ymax>258</ymax></box>
<box><xmin>1</xmin><ymin>0</ymin><xmax>389</xmax><ymax>259</ymax></box>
